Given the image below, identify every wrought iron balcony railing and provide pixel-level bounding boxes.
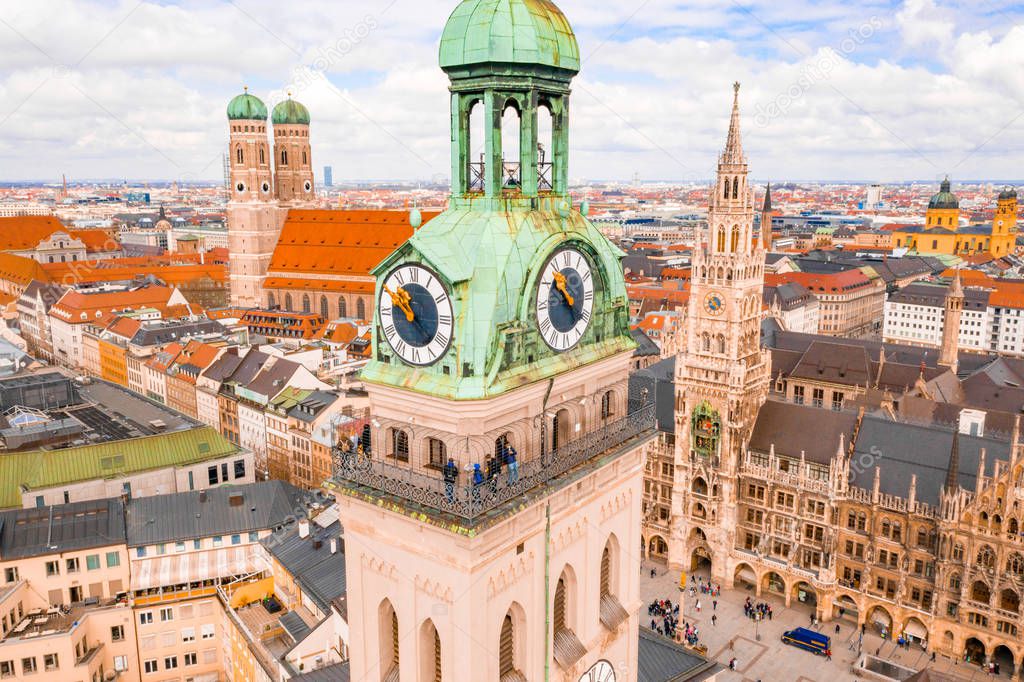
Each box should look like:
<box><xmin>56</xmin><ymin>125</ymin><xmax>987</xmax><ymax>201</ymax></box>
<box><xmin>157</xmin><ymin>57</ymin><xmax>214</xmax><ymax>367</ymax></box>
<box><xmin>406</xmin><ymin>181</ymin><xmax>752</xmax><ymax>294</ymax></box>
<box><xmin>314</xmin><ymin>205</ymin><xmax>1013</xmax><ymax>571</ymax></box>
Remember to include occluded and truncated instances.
<box><xmin>332</xmin><ymin>404</ymin><xmax>656</xmax><ymax>524</ymax></box>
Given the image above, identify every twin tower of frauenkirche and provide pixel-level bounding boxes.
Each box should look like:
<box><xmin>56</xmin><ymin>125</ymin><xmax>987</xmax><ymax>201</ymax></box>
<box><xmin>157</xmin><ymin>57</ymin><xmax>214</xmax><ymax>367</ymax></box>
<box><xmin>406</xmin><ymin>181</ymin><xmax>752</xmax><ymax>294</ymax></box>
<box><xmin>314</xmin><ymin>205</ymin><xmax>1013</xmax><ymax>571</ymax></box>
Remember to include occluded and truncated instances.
<box><xmin>225</xmin><ymin>90</ymin><xmax>316</xmax><ymax>307</ymax></box>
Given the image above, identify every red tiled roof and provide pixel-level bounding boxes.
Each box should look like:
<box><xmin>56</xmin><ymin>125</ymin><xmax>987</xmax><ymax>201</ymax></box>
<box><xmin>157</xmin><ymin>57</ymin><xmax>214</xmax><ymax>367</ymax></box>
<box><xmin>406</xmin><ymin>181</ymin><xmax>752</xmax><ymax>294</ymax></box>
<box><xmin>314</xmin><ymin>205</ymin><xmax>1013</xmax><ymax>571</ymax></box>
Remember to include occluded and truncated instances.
<box><xmin>0</xmin><ymin>217</ymin><xmax>118</xmax><ymax>252</ymax></box>
<box><xmin>0</xmin><ymin>252</ymin><xmax>50</xmax><ymax>286</ymax></box>
<box><xmin>266</xmin><ymin>209</ymin><xmax>437</xmax><ymax>279</ymax></box>
<box><xmin>766</xmin><ymin>270</ymin><xmax>874</xmax><ymax>293</ymax></box>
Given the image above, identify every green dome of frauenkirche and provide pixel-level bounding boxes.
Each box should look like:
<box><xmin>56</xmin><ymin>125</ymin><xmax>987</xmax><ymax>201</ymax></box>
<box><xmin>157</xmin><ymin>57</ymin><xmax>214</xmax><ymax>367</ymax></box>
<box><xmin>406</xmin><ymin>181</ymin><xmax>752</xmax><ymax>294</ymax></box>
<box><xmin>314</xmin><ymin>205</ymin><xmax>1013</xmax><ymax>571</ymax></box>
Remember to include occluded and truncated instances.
<box><xmin>439</xmin><ymin>0</ymin><xmax>580</xmax><ymax>73</ymax></box>
<box><xmin>928</xmin><ymin>177</ymin><xmax>959</xmax><ymax>210</ymax></box>
<box><xmin>999</xmin><ymin>187</ymin><xmax>1018</xmax><ymax>201</ymax></box>
<box><xmin>272</xmin><ymin>98</ymin><xmax>310</xmax><ymax>125</ymax></box>
<box><xmin>227</xmin><ymin>90</ymin><xmax>268</xmax><ymax>121</ymax></box>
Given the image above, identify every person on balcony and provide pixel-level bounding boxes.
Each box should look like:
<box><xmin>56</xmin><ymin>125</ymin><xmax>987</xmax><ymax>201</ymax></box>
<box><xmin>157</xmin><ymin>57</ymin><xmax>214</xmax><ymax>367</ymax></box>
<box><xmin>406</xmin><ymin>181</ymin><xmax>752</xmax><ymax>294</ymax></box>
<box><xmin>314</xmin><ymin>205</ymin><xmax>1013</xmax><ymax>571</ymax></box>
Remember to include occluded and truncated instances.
<box><xmin>504</xmin><ymin>445</ymin><xmax>519</xmax><ymax>484</ymax></box>
<box><xmin>471</xmin><ymin>463</ymin><xmax>484</xmax><ymax>502</ymax></box>
<box><xmin>443</xmin><ymin>458</ymin><xmax>459</xmax><ymax>502</ymax></box>
<box><xmin>487</xmin><ymin>453</ymin><xmax>501</xmax><ymax>494</ymax></box>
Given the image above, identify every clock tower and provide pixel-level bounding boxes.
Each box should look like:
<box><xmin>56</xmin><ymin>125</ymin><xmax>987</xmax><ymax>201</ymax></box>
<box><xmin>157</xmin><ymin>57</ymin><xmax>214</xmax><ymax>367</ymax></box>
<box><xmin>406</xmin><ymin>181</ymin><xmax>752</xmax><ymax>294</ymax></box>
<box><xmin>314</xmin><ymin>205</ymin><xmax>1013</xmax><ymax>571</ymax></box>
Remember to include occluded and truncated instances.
<box><xmin>668</xmin><ymin>84</ymin><xmax>771</xmax><ymax>581</ymax></box>
<box><xmin>330</xmin><ymin>2</ymin><xmax>651</xmax><ymax>682</ymax></box>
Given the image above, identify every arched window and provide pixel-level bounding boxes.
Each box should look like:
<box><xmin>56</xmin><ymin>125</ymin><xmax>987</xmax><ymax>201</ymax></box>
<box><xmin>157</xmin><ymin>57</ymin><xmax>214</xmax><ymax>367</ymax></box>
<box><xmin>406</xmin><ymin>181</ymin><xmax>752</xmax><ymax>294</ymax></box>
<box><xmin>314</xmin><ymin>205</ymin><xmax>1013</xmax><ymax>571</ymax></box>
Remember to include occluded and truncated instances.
<box><xmin>320</xmin><ymin>295</ymin><xmax>329</xmax><ymax>320</ymax></box>
<box><xmin>950</xmin><ymin>573</ymin><xmax>961</xmax><ymax>591</ymax></box>
<box><xmin>236</xmin><ymin>146</ymin><xmax>243</xmax><ymax>164</ymax></box>
<box><xmin>357</xmin><ymin>298</ymin><xmax>367</xmax><ymax>320</ymax></box>
<box><xmin>419</xmin><ymin>619</ymin><xmax>441</xmax><ymax>682</ymax></box>
<box><xmin>494</xmin><ymin>433</ymin><xmax>511</xmax><ymax>459</ymax></box>
<box><xmin>701</xmin><ymin>333</ymin><xmax>710</xmax><ymax>352</ymax></box>
<box><xmin>731</xmin><ymin>226</ymin><xmax>740</xmax><ymax>252</ymax></box>
<box><xmin>717</xmin><ymin>228</ymin><xmax>726</xmax><ymax>252</ymax></box>
<box><xmin>601</xmin><ymin>391</ymin><xmax>614</xmax><ymax>419</ymax></box>
<box><xmin>284</xmin><ymin>293</ymin><xmax>293</xmax><ymax>311</ymax></box>
<box><xmin>552</xmin><ymin>566</ymin><xmax>583</xmax><ymax>666</ymax></box>
<box><xmin>952</xmin><ymin>544</ymin><xmax>964</xmax><ymax>561</ymax></box>
<box><xmin>723</xmin><ymin>178</ymin><xmax>731</xmax><ymax>199</ymax></box>
<box><xmin>501</xmin><ymin>102</ymin><xmax>521</xmax><ymax>189</ymax></box>
<box><xmin>259</xmin><ymin>146</ymin><xmax>265</xmax><ymax>165</ymax></box>
<box><xmin>732</xmin><ymin>176</ymin><xmax>739</xmax><ymax>199</ymax></box>
<box><xmin>379</xmin><ymin>600</ymin><xmax>399</xmax><ymax>682</ymax></box>
<box><xmin>267</xmin><ymin>292</ymin><xmax>275</xmax><ymax>309</ymax></box>
<box><xmin>390</xmin><ymin>429</ymin><xmax>409</xmax><ymax>462</ymax></box>
<box><xmin>978</xmin><ymin>545</ymin><xmax>996</xmax><ymax>569</ymax></box>
<box><xmin>427</xmin><ymin>438</ymin><xmax>446</xmax><ymax>468</ymax></box>
<box><xmin>302</xmin><ymin>150</ymin><xmax>307</xmax><ymax>165</ymax></box>
<box><xmin>499</xmin><ymin>609</ymin><xmax>523</xmax><ymax>678</ymax></box>
<box><xmin>281</xmin><ymin>149</ymin><xmax>288</xmax><ymax>166</ymax></box>
<box><xmin>716</xmin><ymin>334</ymin><xmax>726</xmax><ymax>354</ymax></box>
<box><xmin>302</xmin><ymin>294</ymin><xmax>311</xmax><ymax>313</ymax></box>
<box><xmin>338</xmin><ymin>298</ymin><xmax>347</xmax><ymax>318</ymax></box>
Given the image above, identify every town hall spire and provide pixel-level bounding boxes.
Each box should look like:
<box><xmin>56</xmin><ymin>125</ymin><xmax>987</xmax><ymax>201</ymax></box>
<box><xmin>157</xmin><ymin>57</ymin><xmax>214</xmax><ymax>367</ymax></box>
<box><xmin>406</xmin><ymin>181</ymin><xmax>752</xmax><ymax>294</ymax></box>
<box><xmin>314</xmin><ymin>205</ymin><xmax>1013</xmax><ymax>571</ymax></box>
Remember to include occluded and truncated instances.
<box><xmin>721</xmin><ymin>81</ymin><xmax>745</xmax><ymax>166</ymax></box>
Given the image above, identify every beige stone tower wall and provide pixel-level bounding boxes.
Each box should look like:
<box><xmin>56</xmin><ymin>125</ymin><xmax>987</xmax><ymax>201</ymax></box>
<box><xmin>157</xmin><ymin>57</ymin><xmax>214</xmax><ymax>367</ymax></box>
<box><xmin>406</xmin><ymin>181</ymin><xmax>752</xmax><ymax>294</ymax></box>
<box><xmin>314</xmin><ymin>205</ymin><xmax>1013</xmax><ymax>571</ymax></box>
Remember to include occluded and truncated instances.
<box><xmin>227</xmin><ymin>117</ymin><xmax>282</xmax><ymax>308</ymax></box>
<box><xmin>273</xmin><ymin>123</ymin><xmax>314</xmax><ymax>204</ymax></box>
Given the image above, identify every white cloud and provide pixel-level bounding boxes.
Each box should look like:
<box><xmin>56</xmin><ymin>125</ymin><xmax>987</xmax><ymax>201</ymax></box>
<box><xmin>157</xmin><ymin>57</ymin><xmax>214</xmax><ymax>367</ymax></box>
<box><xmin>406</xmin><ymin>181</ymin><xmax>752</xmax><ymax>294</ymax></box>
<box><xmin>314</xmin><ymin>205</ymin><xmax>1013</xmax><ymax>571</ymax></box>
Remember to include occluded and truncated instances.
<box><xmin>0</xmin><ymin>0</ymin><xmax>1021</xmax><ymax>182</ymax></box>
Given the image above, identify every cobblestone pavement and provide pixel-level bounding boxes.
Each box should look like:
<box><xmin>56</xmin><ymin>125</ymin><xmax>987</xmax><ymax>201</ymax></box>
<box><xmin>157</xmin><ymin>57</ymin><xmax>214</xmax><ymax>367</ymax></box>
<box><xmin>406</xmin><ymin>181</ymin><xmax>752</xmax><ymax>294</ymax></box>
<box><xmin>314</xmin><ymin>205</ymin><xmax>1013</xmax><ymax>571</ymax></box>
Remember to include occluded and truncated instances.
<box><xmin>639</xmin><ymin>560</ymin><xmax>1011</xmax><ymax>682</ymax></box>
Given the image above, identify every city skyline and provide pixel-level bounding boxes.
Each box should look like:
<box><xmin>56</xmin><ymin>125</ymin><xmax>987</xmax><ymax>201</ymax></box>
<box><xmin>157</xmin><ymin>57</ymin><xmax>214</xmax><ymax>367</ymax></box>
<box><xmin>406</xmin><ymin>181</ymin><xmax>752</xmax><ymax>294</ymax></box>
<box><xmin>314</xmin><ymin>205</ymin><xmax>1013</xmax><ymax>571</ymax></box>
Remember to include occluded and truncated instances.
<box><xmin>0</xmin><ymin>0</ymin><xmax>1022</xmax><ymax>184</ymax></box>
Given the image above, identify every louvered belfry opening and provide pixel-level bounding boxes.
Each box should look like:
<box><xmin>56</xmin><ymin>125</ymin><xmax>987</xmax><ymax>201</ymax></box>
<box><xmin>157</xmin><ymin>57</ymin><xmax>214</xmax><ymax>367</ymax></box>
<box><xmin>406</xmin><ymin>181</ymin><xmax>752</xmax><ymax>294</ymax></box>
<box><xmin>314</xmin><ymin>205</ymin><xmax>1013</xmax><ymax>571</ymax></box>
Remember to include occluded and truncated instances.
<box><xmin>600</xmin><ymin>546</ymin><xmax>611</xmax><ymax>597</ymax></box>
<box><xmin>381</xmin><ymin>602</ymin><xmax>399</xmax><ymax>682</ymax></box>
<box><xmin>554</xmin><ymin>577</ymin><xmax>567</xmax><ymax>633</ymax></box>
<box><xmin>499</xmin><ymin>614</ymin><xmax>515</xmax><ymax>674</ymax></box>
<box><xmin>432</xmin><ymin>625</ymin><xmax>442</xmax><ymax>682</ymax></box>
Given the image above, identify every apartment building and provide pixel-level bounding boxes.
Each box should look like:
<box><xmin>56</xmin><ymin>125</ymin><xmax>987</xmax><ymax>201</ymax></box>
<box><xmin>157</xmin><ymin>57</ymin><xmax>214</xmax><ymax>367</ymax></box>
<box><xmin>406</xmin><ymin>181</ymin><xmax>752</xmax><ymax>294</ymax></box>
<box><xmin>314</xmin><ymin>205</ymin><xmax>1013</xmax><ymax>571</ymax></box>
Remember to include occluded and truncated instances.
<box><xmin>767</xmin><ymin>270</ymin><xmax>886</xmax><ymax>338</ymax></box>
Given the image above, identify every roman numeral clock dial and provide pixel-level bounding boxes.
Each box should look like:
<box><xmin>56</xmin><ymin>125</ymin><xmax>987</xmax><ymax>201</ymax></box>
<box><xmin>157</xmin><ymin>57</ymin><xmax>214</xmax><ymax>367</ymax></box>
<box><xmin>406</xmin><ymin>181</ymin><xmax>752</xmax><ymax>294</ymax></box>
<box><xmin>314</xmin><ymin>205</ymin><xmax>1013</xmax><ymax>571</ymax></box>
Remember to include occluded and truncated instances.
<box><xmin>378</xmin><ymin>264</ymin><xmax>454</xmax><ymax>366</ymax></box>
<box><xmin>535</xmin><ymin>247</ymin><xmax>594</xmax><ymax>352</ymax></box>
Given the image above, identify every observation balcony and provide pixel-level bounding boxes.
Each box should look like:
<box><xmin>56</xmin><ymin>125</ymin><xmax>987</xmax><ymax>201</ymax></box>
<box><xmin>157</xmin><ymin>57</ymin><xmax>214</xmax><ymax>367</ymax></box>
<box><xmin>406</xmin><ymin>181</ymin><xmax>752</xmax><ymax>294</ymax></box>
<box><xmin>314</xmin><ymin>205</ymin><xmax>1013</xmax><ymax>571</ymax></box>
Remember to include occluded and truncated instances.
<box><xmin>330</xmin><ymin>404</ymin><xmax>656</xmax><ymax>529</ymax></box>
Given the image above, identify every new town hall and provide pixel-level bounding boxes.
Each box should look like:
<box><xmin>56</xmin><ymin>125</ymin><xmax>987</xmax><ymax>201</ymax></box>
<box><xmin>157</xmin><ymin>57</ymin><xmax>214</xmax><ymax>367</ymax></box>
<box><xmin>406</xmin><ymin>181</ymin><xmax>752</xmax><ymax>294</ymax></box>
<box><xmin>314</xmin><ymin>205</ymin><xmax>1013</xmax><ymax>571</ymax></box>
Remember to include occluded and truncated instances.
<box><xmin>636</xmin><ymin>86</ymin><xmax>1024</xmax><ymax>674</ymax></box>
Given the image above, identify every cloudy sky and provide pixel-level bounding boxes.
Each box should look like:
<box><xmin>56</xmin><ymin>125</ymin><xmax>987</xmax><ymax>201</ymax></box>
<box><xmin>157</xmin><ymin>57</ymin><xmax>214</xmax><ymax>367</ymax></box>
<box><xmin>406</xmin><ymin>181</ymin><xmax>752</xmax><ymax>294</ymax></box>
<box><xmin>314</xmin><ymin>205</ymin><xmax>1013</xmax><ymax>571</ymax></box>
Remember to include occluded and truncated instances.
<box><xmin>1</xmin><ymin>0</ymin><xmax>1022</xmax><ymax>184</ymax></box>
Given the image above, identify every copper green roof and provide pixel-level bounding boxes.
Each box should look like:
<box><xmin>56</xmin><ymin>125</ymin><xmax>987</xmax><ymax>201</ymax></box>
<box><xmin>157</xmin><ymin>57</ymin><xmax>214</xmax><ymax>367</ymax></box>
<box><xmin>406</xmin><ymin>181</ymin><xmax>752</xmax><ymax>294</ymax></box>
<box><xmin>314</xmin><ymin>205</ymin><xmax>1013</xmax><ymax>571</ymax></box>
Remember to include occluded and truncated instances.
<box><xmin>928</xmin><ymin>178</ymin><xmax>959</xmax><ymax>210</ymax></box>
<box><xmin>362</xmin><ymin>199</ymin><xmax>635</xmax><ymax>400</ymax></box>
<box><xmin>272</xmin><ymin>98</ymin><xmax>311</xmax><ymax>125</ymax></box>
<box><xmin>999</xmin><ymin>187</ymin><xmax>1018</xmax><ymax>201</ymax></box>
<box><xmin>227</xmin><ymin>91</ymin><xmax>268</xmax><ymax>121</ymax></box>
<box><xmin>439</xmin><ymin>0</ymin><xmax>580</xmax><ymax>73</ymax></box>
<box><xmin>0</xmin><ymin>426</ymin><xmax>238</xmax><ymax>509</ymax></box>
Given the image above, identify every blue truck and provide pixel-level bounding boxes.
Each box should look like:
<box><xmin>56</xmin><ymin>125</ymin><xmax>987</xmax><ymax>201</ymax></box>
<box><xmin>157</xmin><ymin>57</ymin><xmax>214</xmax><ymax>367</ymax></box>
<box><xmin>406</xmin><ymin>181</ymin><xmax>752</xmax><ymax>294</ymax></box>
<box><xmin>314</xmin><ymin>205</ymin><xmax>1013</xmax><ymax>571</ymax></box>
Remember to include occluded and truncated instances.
<box><xmin>782</xmin><ymin>627</ymin><xmax>831</xmax><ymax>656</ymax></box>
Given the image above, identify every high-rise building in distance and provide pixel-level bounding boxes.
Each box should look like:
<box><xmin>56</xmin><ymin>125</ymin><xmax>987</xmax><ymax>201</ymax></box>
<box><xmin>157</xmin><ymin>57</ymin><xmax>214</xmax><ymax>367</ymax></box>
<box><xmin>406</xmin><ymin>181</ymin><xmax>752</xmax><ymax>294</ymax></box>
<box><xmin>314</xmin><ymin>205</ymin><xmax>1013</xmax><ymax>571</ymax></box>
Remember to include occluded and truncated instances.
<box><xmin>323</xmin><ymin>165</ymin><xmax>333</xmax><ymax>187</ymax></box>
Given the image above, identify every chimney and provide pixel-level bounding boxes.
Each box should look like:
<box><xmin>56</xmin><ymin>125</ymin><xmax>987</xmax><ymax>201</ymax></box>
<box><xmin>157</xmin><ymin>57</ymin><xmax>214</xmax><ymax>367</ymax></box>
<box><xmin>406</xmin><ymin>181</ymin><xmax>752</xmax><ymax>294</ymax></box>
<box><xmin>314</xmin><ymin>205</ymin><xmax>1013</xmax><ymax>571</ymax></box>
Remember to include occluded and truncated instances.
<box><xmin>330</xmin><ymin>538</ymin><xmax>337</xmax><ymax>554</ymax></box>
<box><xmin>298</xmin><ymin>519</ymin><xmax>310</xmax><ymax>539</ymax></box>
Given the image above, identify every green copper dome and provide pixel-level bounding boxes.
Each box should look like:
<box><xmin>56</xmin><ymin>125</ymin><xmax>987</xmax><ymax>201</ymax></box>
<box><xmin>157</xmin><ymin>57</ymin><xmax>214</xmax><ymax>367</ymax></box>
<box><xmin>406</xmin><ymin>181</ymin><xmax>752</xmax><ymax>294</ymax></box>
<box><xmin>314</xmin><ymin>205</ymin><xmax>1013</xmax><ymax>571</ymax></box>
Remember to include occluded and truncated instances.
<box><xmin>272</xmin><ymin>98</ymin><xmax>310</xmax><ymax>125</ymax></box>
<box><xmin>439</xmin><ymin>0</ymin><xmax>580</xmax><ymax>74</ymax></box>
<box><xmin>999</xmin><ymin>187</ymin><xmax>1018</xmax><ymax>201</ymax></box>
<box><xmin>227</xmin><ymin>90</ymin><xmax>268</xmax><ymax>121</ymax></box>
<box><xmin>928</xmin><ymin>177</ymin><xmax>959</xmax><ymax>210</ymax></box>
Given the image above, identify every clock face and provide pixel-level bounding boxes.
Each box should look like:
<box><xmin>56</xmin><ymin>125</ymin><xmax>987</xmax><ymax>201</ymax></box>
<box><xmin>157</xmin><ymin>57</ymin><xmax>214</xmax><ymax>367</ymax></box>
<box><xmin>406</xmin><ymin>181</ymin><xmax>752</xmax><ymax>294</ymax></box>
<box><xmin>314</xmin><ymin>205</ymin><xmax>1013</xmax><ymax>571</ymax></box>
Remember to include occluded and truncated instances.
<box><xmin>705</xmin><ymin>292</ymin><xmax>725</xmax><ymax>316</ymax></box>
<box><xmin>535</xmin><ymin>247</ymin><xmax>594</xmax><ymax>352</ymax></box>
<box><xmin>579</xmin><ymin>660</ymin><xmax>616</xmax><ymax>682</ymax></box>
<box><xmin>378</xmin><ymin>264</ymin><xmax>453</xmax><ymax>366</ymax></box>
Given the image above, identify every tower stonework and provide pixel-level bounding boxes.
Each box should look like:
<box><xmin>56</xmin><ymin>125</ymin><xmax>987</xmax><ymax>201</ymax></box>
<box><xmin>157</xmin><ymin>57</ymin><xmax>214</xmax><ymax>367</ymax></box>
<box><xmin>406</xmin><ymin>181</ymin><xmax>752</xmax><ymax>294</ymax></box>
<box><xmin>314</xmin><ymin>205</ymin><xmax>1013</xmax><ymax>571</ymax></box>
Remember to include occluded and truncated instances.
<box><xmin>329</xmin><ymin>3</ymin><xmax>650</xmax><ymax>681</ymax></box>
<box><xmin>939</xmin><ymin>269</ymin><xmax>963</xmax><ymax>372</ymax></box>
<box><xmin>668</xmin><ymin>84</ymin><xmax>771</xmax><ymax>582</ymax></box>
<box><xmin>272</xmin><ymin>97</ymin><xmax>315</xmax><ymax>204</ymax></box>
<box><xmin>226</xmin><ymin>89</ymin><xmax>285</xmax><ymax>308</ymax></box>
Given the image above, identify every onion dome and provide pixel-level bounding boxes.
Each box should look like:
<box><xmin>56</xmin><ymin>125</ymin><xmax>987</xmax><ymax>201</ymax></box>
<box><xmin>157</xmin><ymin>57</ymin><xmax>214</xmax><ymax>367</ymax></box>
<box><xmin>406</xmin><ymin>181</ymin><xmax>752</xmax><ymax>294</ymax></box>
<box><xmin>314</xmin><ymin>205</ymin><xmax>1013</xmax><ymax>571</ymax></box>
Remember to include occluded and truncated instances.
<box><xmin>440</xmin><ymin>0</ymin><xmax>580</xmax><ymax>74</ymax></box>
<box><xmin>227</xmin><ymin>87</ymin><xmax>268</xmax><ymax>121</ymax></box>
<box><xmin>928</xmin><ymin>177</ymin><xmax>959</xmax><ymax>210</ymax></box>
<box><xmin>998</xmin><ymin>187</ymin><xmax>1018</xmax><ymax>201</ymax></box>
<box><xmin>272</xmin><ymin>96</ymin><xmax>311</xmax><ymax>126</ymax></box>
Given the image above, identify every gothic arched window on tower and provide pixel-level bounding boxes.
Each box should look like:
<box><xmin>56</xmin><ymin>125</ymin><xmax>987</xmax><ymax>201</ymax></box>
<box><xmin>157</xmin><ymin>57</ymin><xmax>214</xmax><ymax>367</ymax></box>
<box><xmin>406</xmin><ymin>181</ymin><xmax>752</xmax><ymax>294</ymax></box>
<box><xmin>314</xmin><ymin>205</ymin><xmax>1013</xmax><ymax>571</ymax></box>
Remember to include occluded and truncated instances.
<box><xmin>356</xmin><ymin>298</ymin><xmax>366</xmax><ymax>320</ymax></box>
<box><xmin>601</xmin><ymin>391</ymin><xmax>614</xmax><ymax>419</ymax></box>
<box><xmin>717</xmin><ymin>228</ymin><xmax>726</xmax><ymax>252</ymax></box>
<box><xmin>267</xmin><ymin>293</ymin><xmax>275</xmax><ymax>309</ymax></box>
<box><xmin>302</xmin><ymin>150</ymin><xmax>307</xmax><ymax>165</ymax></box>
<box><xmin>731</xmin><ymin>226</ymin><xmax>740</xmax><ymax>252</ymax></box>
<box><xmin>467</xmin><ymin>100</ymin><xmax>485</xmax><ymax>193</ymax></box>
<box><xmin>285</xmin><ymin>293</ymin><xmax>293</xmax><ymax>311</ymax></box>
<box><xmin>732</xmin><ymin>176</ymin><xmax>739</xmax><ymax>199</ymax></box>
<box><xmin>419</xmin><ymin>619</ymin><xmax>441</xmax><ymax>682</ymax></box>
<box><xmin>236</xmin><ymin>146</ymin><xmax>243</xmax><ymax>165</ymax></box>
<box><xmin>701</xmin><ymin>333</ymin><xmax>710</xmax><ymax>353</ymax></box>
<box><xmin>259</xmin><ymin>146</ymin><xmax>265</xmax><ymax>165</ymax></box>
<box><xmin>717</xmin><ymin>334</ymin><xmax>726</xmax><ymax>354</ymax></box>
<box><xmin>302</xmin><ymin>294</ymin><xmax>311</xmax><ymax>314</ymax></box>
<box><xmin>499</xmin><ymin>609</ymin><xmax>523</xmax><ymax>679</ymax></box>
<box><xmin>723</xmin><ymin>178</ymin><xmax>731</xmax><ymax>199</ymax></box>
<box><xmin>281</xmin><ymin>149</ymin><xmax>288</xmax><ymax>166</ymax></box>
<box><xmin>320</xmin><ymin>295</ymin><xmax>328</xmax><ymax>320</ymax></box>
<box><xmin>378</xmin><ymin>600</ymin><xmax>399</xmax><ymax>681</ymax></box>
<box><xmin>338</xmin><ymin>298</ymin><xmax>347</xmax><ymax>318</ymax></box>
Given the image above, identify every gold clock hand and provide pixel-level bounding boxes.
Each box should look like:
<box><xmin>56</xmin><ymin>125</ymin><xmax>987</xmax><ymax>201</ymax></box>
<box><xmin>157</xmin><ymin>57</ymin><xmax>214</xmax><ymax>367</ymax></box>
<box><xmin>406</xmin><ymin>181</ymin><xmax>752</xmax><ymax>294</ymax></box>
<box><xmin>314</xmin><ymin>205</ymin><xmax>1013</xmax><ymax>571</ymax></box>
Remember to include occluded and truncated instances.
<box><xmin>384</xmin><ymin>285</ymin><xmax>415</xmax><ymax>322</ymax></box>
<box><xmin>553</xmin><ymin>271</ymin><xmax>575</xmax><ymax>306</ymax></box>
